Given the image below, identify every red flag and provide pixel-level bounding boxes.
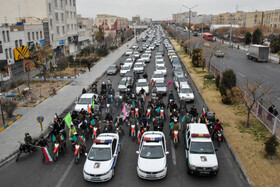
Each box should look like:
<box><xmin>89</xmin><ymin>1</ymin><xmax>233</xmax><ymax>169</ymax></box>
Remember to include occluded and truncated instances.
<box><xmin>168</xmin><ymin>81</ymin><xmax>172</xmax><ymax>88</ymax></box>
<box><xmin>150</xmin><ymin>79</ymin><xmax>154</xmax><ymax>87</ymax></box>
<box><xmin>202</xmin><ymin>106</ymin><xmax>206</xmax><ymax>116</ymax></box>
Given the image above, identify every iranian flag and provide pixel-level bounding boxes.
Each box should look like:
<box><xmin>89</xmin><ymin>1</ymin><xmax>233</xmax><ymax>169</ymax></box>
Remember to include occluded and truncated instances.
<box><xmin>191</xmin><ymin>116</ymin><xmax>195</xmax><ymax>122</ymax></box>
<box><xmin>202</xmin><ymin>106</ymin><xmax>206</xmax><ymax>116</ymax></box>
<box><xmin>54</xmin><ymin>113</ymin><xmax>59</xmax><ymax>121</ymax></box>
<box><xmin>42</xmin><ymin>147</ymin><xmax>53</xmax><ymax>162</ymax></box>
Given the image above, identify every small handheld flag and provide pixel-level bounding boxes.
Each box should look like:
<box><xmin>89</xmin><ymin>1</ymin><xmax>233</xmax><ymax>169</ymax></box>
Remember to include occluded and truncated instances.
<box><xmin>182</xmin><ymin>115</ymin><xmax>186</xmax><ymax>122</ymax></box>
<box><xmin>42</xmin><ymin>147</ymin><xmax>53</xmax><ymax>162</ymax></box>
<box><xmin>168</xmin><ymin>81</ymin><xmax>172</xmax><ymax>88</ymax></box>
<box><xmin>185</xmin><ymin>26</ymin><xmax>189</xmax><ymax>31</ymax></box>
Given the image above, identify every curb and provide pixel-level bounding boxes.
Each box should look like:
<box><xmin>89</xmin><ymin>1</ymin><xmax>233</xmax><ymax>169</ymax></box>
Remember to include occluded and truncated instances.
<box><xmin>32</xmin><ymin>73</ymin><xmax>81</xmax><ymax>80</ymax></box>
<box><xmin>0</xmin><ymin>115</ymin><xmax>22</xmax><ymax>133</ymax></box>
<box><xmin>17</xmin><ymin>82</ymin><xmax>69</xmax><ymax>107</ymax></box>
<box><xmin>169</xmin><ymin>36</ymin><xmax>252</xmax><ymax>186</ymax></box>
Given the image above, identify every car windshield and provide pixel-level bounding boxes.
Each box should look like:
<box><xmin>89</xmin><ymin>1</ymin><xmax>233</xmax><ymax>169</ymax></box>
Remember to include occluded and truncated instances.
<box><xmin>157</xmin><ymin>67</ymin><xmax>165</xmax><ymax>70</ymax></box>
<box><xmin>178</xmin><ymin>77</ymin><xmax>187</xmax><ymax>82</ymax></box>
<box><xmin>125</xmin><ymin>72</ymin><xmax>134</xmax><ymax>77</ymax></box>
<box><xmin>122</xmin><ymin>66</ymin><xmax>130</xmax><ymax>70</ymax></box>
<box><xmin>137</xmin><ymin>59</ymin><xmax>145</xmax><ymax>63</ymax></box>
<box><xmin>78</xmin><ymin>98</ymin><xmax>91</xmax><ymax>104</ymax></box>
<box><xmin>138</xmin><ymin>82</ymin><xmax>147</xmax><ymax>87</ymax></box>
<box><xmin>157</xmin><ymin>61</ymin><xmax>164</xmax><ymax>64</ymax></box>
<box><xmin>142</xmin><ymin>54</ymin><xmax>149</xmax><ymax>58</ymax></box>
<box><xmin>153</xmin><ymin>74</ymin><xmax>163</xmax><ymax>78</ymax></box>
<box><xmin>140</xmin><ymin>145</ymin><xmax>164</xmax><ymax>159</ymax></box>
<box><xmin>155</xmin><ymin>83</ymin><xmax>165</xmax><ymax>87</ymax></box>
<box><xmin>88</xmin><ymin>147</ymin><xmax>111</xmax><ymax>161</ymax></box>
<box><xmin>190</xmin><ymin>142</ymin><xmax>214</xmax><ymax>154</ymax></box>
<box><xmin>135</xmin><ymin>64</ymin><xmax>143</xmax><ymax>68</ymax></box>
<box><xmin>108</xmin><ymin>66</ymin><xmax>116</xmax><ymax>70</ymax></box>
<box><xmin>181</xmin><ymin>88</ymin><xmax>192</xmax><ymax>93</ymax></box>
<box><xmin>119</xmin><ymin>79</ymin><xmax>127</xmax><ymax>85</ymax></box>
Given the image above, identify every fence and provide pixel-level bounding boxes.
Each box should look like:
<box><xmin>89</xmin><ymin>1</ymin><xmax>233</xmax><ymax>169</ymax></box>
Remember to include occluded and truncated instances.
<box><xmin>205</xmin><ymin>60</ymin><xmax>280</xmax><ymax>139</ymax></box>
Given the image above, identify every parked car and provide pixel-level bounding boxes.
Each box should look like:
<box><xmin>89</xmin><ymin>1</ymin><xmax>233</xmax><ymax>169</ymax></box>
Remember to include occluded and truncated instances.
<box><xmin>214</xmin><ymin>50</ymin><xmax>224</xmax><ymax>57</ymax></box>
<box><xmin>125</xmin><ymin>49</ymin><xmax>133</xmax><ymax>56</ymax></box>
<box><xmin>107</xmin><ymin>65</ymin><xmax>118</xmax><ymax>75</ymax></box>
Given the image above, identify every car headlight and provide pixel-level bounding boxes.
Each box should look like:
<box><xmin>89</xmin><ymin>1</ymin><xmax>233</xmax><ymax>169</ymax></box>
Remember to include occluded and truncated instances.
<box><xmin>102</xmin><ymin>170</ymin><xmax>111</xmax><ymax>175</ymax></box>
<box><xmin>189</xmin><ymin>164</ymin><xmax>196</xmax><ymax>170</ymax></box>
<box><xmin>158</xmin><ymin>167</ymin><xmax>167</xmax><ymax>173</ymax></box>
<box><xmin>137</xmin><ymin>167</ymin><xmax>145</xmax><ymax>173</ymax></box>
<box><xmin>213</xmin><ymin>165</ymin><xmax>219</xmax><ymax>171</ymax></box>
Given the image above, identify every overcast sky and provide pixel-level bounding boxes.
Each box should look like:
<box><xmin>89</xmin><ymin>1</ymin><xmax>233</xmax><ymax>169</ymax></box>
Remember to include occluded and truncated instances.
<box><xmin>77</xmin><ymin>0</ymin><xmax>280</xmax><ymax>20</ymax></box>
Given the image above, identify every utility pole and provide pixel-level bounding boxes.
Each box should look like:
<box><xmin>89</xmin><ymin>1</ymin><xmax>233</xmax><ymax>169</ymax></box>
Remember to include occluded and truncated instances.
<box><xmin>182</xmin><ymin>5</ymin><xmax>198</xmax><ymax>40</ymax></box>
<box><xmin>229</xmin><ymin>14</ymin><xmax>233</xmax><ymax>47</ymax></box>
<box><xmin>201</xmin><ymin>14</ymin><xmax>204</xmax><ymax>35</ymax></box>
<box><xmin>0</xmin><ymin>94</ymin><xmax>5</xmax><ymax>125</ymax></box>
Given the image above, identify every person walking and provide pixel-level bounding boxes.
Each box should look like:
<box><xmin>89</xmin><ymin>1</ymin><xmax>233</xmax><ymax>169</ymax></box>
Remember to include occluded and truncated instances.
<box><xmin>87</xmin><ymin>63</ymin><xmax>91</xmax><ymax>72</ymax></box>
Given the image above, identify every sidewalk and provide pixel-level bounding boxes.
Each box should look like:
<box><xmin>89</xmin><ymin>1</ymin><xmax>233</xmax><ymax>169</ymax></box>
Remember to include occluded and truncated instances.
<box><xmin>215</xmin><ymin>38</ymin><xmax>280</xmax><ymax>64</ymax></box>
<box><xmin>0</xmin><ymin>36</ymin><xmax>141</xmax><ymax>163</ymax></box>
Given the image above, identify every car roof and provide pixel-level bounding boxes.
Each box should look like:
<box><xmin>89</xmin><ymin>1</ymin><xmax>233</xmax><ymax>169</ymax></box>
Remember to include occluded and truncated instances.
<box><xmin>80</xmin><ymin>93</ymin><xmax>97</xmax><ymax>98</ymax></box>
<box><xmin>138</xmin><ymin>79</ymin><xmax>147</xmax><ymax>83</ymax></box>
<box><xmin>188</xmin><ymin>123</ymin><xmax>211</xmax><ymax>142</ymax></box>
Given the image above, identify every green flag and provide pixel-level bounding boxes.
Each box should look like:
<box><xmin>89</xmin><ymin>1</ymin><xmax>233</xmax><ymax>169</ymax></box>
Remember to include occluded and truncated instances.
<box><xmin>92</xmin><ymin>99</ymin><xmax>95</xmax><ymax>108</ymax></box>
<box><xmin>132</xmin><ymin>101</ymin><xmax>135</xmax><ymax>108</ymax></box>
<box><xmin>156</xmin><ymin>107</ymin><xmax>161</xmax><ymax>113</ymax></box>
<box><xmin>182</xmin><ymin>115</ymin><xmax>186</xmax><ymax>122</ymax></box>
<box><xmin>91</xmin><ymin>119</ymin><xmax>95</xmax><ymax>125</ymax></box>
<box><xmin>169</xmin><ymin>122</ymin><xmax>174</xmax><ymax>129</ymax></box>
<box><xmin>52</xmin><ymin>134</ymin><xmax>56</xmax><ymax>142</ymax></box>
<box><xmin>64</xmin><ymin>112</ymin><xmax>72</xmax><ymax>129</ymax></box>
<box><xmin>185</xmin><ymin>26</ymin><xmax>188</xmax><ymax>31</ymax></box>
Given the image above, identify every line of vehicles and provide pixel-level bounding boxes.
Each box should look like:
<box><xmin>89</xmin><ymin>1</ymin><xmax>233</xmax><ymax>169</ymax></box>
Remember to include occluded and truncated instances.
<box><xmin>15</xmin><ymin>25</ymin><xmax>221</xmax><ymax>183</ymax></box>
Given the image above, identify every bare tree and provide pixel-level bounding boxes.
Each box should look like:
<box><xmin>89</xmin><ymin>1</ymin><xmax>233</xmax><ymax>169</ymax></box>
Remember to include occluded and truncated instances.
<box><xmin>104</xmin><ymin>34</ymin><xmax>113</xmax><ymax>49</ymax></box>
<box><xmin>203</xmin><ymin>42</ymin><xmax>224</xmax><ymax>73</ymax></box>
<box><xmin>182</xmin><ymin>38</ymin><xmax>204</xmax><ymax>54</ymax></box>
<box><xmin>237</xmin><ymin>78</ymin><xmax>272</xmax><ymax>128</ymax></box>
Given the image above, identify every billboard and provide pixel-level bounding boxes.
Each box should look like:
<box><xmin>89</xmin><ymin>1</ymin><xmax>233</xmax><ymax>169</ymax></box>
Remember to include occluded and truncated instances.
<box><xmin>14</xmin><ymin>46</ymin><xmax>30</xmax><ymax>61</ymax></box>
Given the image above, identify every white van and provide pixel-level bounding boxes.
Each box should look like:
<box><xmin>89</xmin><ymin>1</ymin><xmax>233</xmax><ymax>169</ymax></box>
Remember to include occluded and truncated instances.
<box><xmin>184</xmin><ymin>123</ymin><xmax>219</xmax><ymax>175</ymax></box>
<box><xmin>74</xmin><ymin>93</ymin><xmax>98</xmax><ymax>112</ymax></box>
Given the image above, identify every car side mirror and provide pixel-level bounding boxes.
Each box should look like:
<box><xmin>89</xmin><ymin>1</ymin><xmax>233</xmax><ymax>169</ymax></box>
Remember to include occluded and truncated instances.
<box><xmin>165</xmin><ymin>151</ymin><xmax>169</xmax><ymax>155</ymax></box>
<box><xmin>186</xmin><ymin>148</ymin><xmax>189</xmax><ymax>151</ymax></box>
<box><xmin>85</xmin><ymin>153</ymin><xmax>88</xmax><ymax>156</ymax></box>
<box><xmin>136</xmin><ymin>151</ymin><xmax>139</xmax><ymax>154</ymax></box>
<box><xmin>113</xmin><ymin>153</ymin><xmax>118</xmax><ymax>157</ymax></box>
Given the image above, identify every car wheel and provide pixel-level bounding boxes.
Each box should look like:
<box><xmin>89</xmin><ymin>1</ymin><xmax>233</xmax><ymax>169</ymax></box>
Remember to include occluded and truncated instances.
<box><xmin>112</xmin><ymin>168</ymin><xmax>115</xmax><ymax>177</ymax></box>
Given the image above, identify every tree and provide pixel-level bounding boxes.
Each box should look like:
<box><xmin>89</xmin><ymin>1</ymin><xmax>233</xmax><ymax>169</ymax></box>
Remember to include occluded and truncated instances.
<box><xmin>191</xmin><ymin>48</ymin><xmax>203</xmax><ymax>67</ymax></box>
<box><xmin>95</xmin><ymin>27</ymin><xmax>105</xmax><ymax>44</ymax></box>
<box><xmin>182</xmin><ymin>38</ymin><xmax>204</xmax><ymax>55</ymax></box>
<box><xmin>203</xmin><ymin>42</ymin><xmax>224</xmax><ymax>72</ymax></box>
<box><xmin>236</xmin><ymin>78</ymin><xmax>271</xmax><ymax>127</ymax></box>
<box><xmin>265</xmin><ymin>135</ymin><xmax>279</xmax><ymax>157</ymax></box>
<box><xmin>216</xmin><ymin>27</ymin><xmax>230</xmax><ymax>38</ymax></box>
<box><xmin>2</xmin><ymin>100</ymin><xmax>17</xmax><ymax>118</ymax></box>
<box><xmin>252</xmin><ymin>28</ymin><xmax>263</xmax><ymax>44</ymax></box>
<box><xmin>104</xmin><ymin>34</ymin><xmax>113</xmax><ymax>49</ymax></box>
<box><xmin>244</xmin><ymin>32</ymin><xmax>252</xmax><ymax>45</ymax></box>
<box><xmin>219</xmin><ymin>69</ymin><xmax>236</xmax><ymax>104</ymax></box>
<box><xmin>270</xmin><ymin>35</ymin><xmax>280</xmax><ymax>53</ymax></box>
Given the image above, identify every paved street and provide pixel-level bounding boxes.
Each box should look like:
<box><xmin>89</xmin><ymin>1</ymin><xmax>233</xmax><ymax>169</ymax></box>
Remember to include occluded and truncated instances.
<box><xmin>0</xmin><ymin>32</ymin><xmax>249</xmax><ymax>187</ymax></box>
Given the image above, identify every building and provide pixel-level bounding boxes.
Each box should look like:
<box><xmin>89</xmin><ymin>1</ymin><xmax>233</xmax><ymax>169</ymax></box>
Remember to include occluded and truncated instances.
<box><xmin>245</xmin><ymin>11</ymin><xmax>264</xmax><ymax>28</ymax></box>
<box><xmin>0</xmin><ymin>0</ymin><xmax>79</xmax><ymax>58</ymax></box>
<box><xmin>132</xmin><ymin>15</ymin><xmax>141</xmax><ymax>24</ymax></box>
<box><xmin>172</xmin><ymin>12</ymin><xmax>197</xmax><ymax>23</ymax></box>
<box><xmin>191</xmin><ymin>14</ymin><xmax>212</xmax><ymax>24</ymax></box>
<box><xmin>77</xmin><ymin>15</ymin><xmax>94</xmax><ymax>52</ymax></box>
<box><xmin>263</xmin><ymin>9</ymin><xmax>280</xmax><ymax>31</ymax></box>
<box><xmin>143</xmin><ymin>18</ymin><xmax>152</xmax><ymax>24</ymax></box>
<box><xmin>94</xmin><ymin>14</ymin><xmax>128</xmax><ymax>37</ymax></box>
<box><xmin>212</xmin><ymin>11</ymin><xmax>246</xmax><ymax>27</ymax></box>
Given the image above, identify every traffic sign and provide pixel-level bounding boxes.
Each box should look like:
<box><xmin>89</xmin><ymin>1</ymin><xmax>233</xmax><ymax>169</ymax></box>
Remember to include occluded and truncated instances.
<box><xmin>14</xmin><ymin>46</ymin><xmax>30</xmax><ymax>61</ymax></box>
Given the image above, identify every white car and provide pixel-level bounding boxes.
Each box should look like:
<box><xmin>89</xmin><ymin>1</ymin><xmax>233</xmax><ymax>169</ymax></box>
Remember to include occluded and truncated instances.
<box><xmin>133</xmin><ymin>51</ymin><xmax>140</xmax><ymax>59</ymax></box>
<box><xmin>145</xmin><ymin>49</ymin><xmax>152</xmax><ymax>56</ymax></box>
<box><xmin>125</xmin><ymin>50</ymin><xmax>133</xmax><ymax>56</ymax></box>
<box><xmin>155</xmin><ymin>60</ymin><xmax>165</xmax><ymax>68</ymax></box>
<box><xmin>74</xmin><ymin>93</ymin><xmax>98</xmax><ymax>112</ymax></box>
<box><xmin>155</xmin><ymin>66</ymin><xmax>167</xmax><ymax>76</ymax></box>
<box><xmin>136</xmin><ymin>79</ymin><xmax>149</xmax><ymax>94</ymax></box>
<box><xmin>173</xmin><ymin>76</ymin><xmax>188</xmax><ymax>89</ymax></box>
<box><xmin>136</xmin><ymin>131</ymin><xmax>168</xmax><ymax>180</ymax></box>
<box><xmin>151</xmin><ymin>72</ymin><xmax>165</xmax><ymax>83</ymax></box>
<box><xmin>178</xmin><ymin>85</ymin><xmax>194</xmax><ymax>102</ymax></box>
<box><xmin>133</xmin><ymin>63</ymin><xmax>145</xmax><ymax>74</ymax></box>
<box><xmin>118</xmin><ymin>77</ymin><xmax>133</xmax><ymax>93</ymax></box>
<box><xmin>83</xmin><ymin>133</ymin><xmax>120</xmax><ymax>182</ymax></box>
<box><xmin>120</xmin><ymin>65</ymin><xmax>131</xmax><ymax>76</ymax></box>
<box><xmin>141</xmin><ymin>54</ymin><xmax>151</xmax><ymax>63</ymax></box>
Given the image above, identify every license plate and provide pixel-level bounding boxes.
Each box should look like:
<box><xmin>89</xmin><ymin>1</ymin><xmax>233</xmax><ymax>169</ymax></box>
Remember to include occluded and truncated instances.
<box><xmin>147</xmin><ymin>174</ymin><xmax>156</xmax><ymax>178</ymax></box>
<box><xmin>91</xmin><ymin>176</ymin><xmax>100</xmax><ymax>180</ymax></box>
<box><xmin>200</xmin><ymin>172</ymin><xmax>209</xmax><ymax>175</ymax></box>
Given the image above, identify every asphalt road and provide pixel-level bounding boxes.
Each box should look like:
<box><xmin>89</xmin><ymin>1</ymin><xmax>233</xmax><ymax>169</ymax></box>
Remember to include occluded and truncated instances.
<box><xmin>0</xmin><ymin>31</ymin><xmax>249</xmax><ymax>187</ymax></box>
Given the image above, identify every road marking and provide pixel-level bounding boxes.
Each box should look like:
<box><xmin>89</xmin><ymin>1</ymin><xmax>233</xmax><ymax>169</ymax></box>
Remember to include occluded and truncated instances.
<box><xmin>276</xmin><ymin>97</ymin><xmax>280</xmax><ymax>101</ymax></box>
<box><xmin>56</xmin><ymin>158</ymin><xmax>75</xmax><ymax>187</ymax></box>
<box><xmin>170</xmin><ymin>140</ymin><xmax>177</xmax><ymax>166</ymax></box>
<box><xmin>237</xmin><ymin>72</ymin><xmax>245</xmax><ymax>78</ymax></box>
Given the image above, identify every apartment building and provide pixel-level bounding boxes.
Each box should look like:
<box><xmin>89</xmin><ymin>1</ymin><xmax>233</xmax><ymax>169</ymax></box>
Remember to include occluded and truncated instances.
<box><xmin>263</xmin><ymin>9</ymin><xmax>280</xmax><ymax>30</ymax></box>
<box><xmin>245</xmin><ymin>11</ymin><xmax>264</xmax><ymax>28</ymax></box>
<box><xmin>172</xmin><ymin>12</ymin><xmax>198</xmax><ymax>23</ymax></box>
<box><xmin>77</xmin><ymin>15</ymin><xmax>94</xmax><ymax>52</ymax></box>
<box><xmin>212</xmin><ymin>11</ymin><xmax>246</xmax><ymax>26</ymax></box>
<box><xmin>94</xmin><ymin>14</ymin><xmax>128</xmax><ymax>37</ymax></box>
<box><xmin>0</xmin><ymin>0</ymin><xmax>78</xmax><ymax>58</ymax></box>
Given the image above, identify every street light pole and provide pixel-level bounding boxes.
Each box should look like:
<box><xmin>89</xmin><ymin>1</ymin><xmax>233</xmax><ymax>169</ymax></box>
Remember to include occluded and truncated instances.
<box><xmin>0</xmin><ymin>94</ymin><xmax>5</xmax><ymax>125</ymax></box>
<box><xmin>229</xmin><ymin>14</ymin><xmax>233</xmax><ymax>47</ymax></box>
<box><xmin>182</xmin><ymin>5</ymin><xmax>198</xmax><ymax>40</ymax></box>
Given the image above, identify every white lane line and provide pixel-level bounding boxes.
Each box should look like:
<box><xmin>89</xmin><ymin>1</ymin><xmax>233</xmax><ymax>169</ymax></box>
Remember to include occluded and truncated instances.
<box><xmin>170</xmin><ymin>140</ymin><xmax>177</xmax><ymax>166</ymax></box>
<box><xmin>276</xmin><ymin>97</ymin><xmax>280</xmax><ymax>101</ymax></box>
<box><xmin>237</xmin><ymin>72</ymin><xmax>245</xmax><ymax>78</ymax></box>
<box><xmin>56</xmin><ymin>159</ymin><xmax>75</xmax><ymax>187</ymax></box>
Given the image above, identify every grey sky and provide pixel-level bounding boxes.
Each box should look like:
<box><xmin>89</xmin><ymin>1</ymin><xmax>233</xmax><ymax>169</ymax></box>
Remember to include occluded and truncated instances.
<box><xmin>77</xmin><ymin>0</ymin><xmax>280</xmax><ymax>20</ymax></box>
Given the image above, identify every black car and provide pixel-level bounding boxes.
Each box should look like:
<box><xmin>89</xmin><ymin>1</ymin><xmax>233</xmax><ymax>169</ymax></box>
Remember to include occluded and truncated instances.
<box><xmin>138</xmin><ymin>47</ymin><xmax>143</xmax><ymax>53</ymax></box>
